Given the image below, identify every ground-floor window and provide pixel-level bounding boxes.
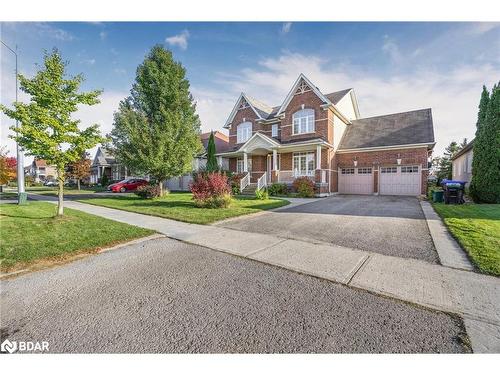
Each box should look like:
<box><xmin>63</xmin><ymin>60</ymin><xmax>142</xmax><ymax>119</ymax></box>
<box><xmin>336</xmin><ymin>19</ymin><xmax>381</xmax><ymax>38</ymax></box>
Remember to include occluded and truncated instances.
<box><xmin>236</xmin><ymin>158</ymin><xmax>252</xmax><ymax>173</ymax></box>
<box><xmin>293</xmin><ymin>152</ymin><xmax>315</xmax><ymax>176</ymax></box>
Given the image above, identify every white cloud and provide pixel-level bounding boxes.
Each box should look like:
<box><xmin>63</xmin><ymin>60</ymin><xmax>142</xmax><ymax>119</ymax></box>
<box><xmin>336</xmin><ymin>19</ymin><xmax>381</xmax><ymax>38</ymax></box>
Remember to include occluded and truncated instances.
<box><xmin>35</xmin><ymin>23</ymin><xmax>75</xmax><ymax>41</ymax></box>
<box><xmin>84</xmin><ymin>58</ymin><xmax>96</xmax><ymax>65</ymax></box>
<box><xmin>191</xmin><ymin>51</ymin><xmax>499</xmax><ymax>156</ymax></box>
<box><xmin>382</xmin><ymin>35</ymin><xmax>402</xmax><ymax>63</ymax></box>
<box><xmin>281</xmin><ymin>22</ymin><xmax>292</xmax><ymax>34</ymax></box>
<box><xmin>99</xmin><ymin>31</ymin><xmax>107</xmax><ymax>40</ymax></box>
<box><xmin>466</xmin><ymin>22</ymin><xmax>500</xmax><ymax>35</ymax></box>
<box><xmin>165</xmin><ymin>30</ymin><xmax>190</xmax><ymax>50</ymax></box>
<box><xmin>113</xmin><ymin>68</ymin><xmax>126</xmax><ymax>75</ymax></box>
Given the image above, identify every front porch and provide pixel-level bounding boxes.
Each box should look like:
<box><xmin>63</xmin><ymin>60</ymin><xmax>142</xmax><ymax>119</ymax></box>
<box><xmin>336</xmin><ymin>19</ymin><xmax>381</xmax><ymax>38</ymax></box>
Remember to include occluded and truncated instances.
<box><xmin>220</xmin><ymin>133</ymin><xmax>332</xmax><ymax>195</ymax></box>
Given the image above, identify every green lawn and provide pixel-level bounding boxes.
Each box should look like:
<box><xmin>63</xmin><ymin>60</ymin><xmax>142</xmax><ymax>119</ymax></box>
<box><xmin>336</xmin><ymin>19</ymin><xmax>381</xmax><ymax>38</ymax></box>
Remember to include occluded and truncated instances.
<box><xmin>78</xmin><ymin>192</ymin><xmax>289</xmax><ymax>225</ymax></box>
<box><xmin>0</xmin><ymin>201</ymin><xmax>154</xmax><ymax>271</ymax></box>
<box><xmin>432</xmin><ymin>203</ymin><xmax>500</xmax><ymax>276</ymax></box>
<box><xmin>24</xmin><ymin>186</ymin><xmax>107</xmax><ymax>195</ymax></box>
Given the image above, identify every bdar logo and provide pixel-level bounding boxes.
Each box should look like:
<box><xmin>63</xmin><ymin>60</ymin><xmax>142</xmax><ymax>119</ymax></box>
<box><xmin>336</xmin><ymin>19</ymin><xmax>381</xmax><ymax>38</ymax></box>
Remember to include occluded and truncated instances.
<box><xmin>1</xmin><ymin>339</ymin><xmax>18</xmax><ymax>353</ymax></box>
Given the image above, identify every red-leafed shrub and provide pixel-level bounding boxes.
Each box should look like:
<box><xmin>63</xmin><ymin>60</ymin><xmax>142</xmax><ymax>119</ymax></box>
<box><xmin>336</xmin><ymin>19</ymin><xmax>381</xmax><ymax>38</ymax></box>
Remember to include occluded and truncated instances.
<box><xmin>228</xmin><ymin>172</ymin><xmax>246</xmax><ymax>195</ymax></box>
<box><xmin>292</xmin><ymin>176</ymin><xmax>315</xmax><ymax>197</ymax></box>
<box><xmin>190</xmin><ymin>172</ymin><xmax>232</xmax><ymax>208</ymax></box>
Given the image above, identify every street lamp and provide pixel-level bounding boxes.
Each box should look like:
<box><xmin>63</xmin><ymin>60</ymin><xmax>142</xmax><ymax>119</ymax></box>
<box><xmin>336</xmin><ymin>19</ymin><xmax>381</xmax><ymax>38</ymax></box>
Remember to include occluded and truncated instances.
<box><xmin>1</xmin><ymin>40</ymin><xmax>25</xmax><ymax>199</ymax></box>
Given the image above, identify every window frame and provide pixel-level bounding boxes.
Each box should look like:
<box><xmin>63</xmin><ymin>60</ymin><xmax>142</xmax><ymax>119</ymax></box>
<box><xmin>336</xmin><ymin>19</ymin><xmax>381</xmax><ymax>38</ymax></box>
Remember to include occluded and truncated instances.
<box><xmin>271</xmin><ymin>124</ymin><xmax>278</xmax><ymax>137</ymax></box>
<box><xmin>236</xmin><ymin>158</ymin><xmax>252</xmax><ymax>173</ymax></box>
<box><xmin>341</xmin><ymin>168</ymin><xmax>355</xmax><ymax>175</ymax></box>
<box><xmin>381</xmin><ymin>167</ymin><xmax>398</xmax><ymax>174</ymax></box>
<box><xmin>401</xmin><ymin>165</ymin><xmax>419</xmax><ymax>174</ymax></box>
<box><xmin>236</xmin><ymin>121</ymin><xmax>252</xmax><ymax>144</ymax></box>
<box><xmin>292</xmin><ymin>108</ymin><xmax>315</xmax><ymax>135</ymax></box>
<box><xmin>357</xmin><ymin>167</ymin><xmax>372</xmax><ymax>174</ymax></box>
<box><xmin>293</xmin><ymin>152</ymin><xmax>315</xmax><ymax>177</ymax></box>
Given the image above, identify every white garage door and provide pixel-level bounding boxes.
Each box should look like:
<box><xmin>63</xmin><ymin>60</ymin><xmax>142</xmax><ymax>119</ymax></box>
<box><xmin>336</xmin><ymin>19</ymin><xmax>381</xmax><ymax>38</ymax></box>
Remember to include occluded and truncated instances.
<box><xmin>339</xmin><ymin>167</ymin><xmax>374</xmax><ymax>195</ymax></box>
<box><xmin>379</xmin><ymin>165</ymin><xmax>421</xmax><ymax>195</ymax></box>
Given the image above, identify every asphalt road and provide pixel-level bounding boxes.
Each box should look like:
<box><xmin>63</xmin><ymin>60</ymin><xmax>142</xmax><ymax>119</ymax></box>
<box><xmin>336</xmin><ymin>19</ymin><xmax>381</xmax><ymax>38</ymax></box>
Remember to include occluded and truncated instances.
<box><xmin>218</xmin><ymin>195</ymin><xmax>439</xmax><ymax>263</ymax></box>
<box><xmin>1</xmin><ymin>237</ymin><xmax>468</xmax><ymax>353</ymax></box>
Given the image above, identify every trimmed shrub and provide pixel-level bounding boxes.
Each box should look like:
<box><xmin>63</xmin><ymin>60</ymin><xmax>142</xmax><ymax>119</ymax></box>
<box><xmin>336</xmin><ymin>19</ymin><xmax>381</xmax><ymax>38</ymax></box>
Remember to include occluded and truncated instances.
<box><xmin>190</xmin><ymin>172</ymin><xmax>232</xmax><ymax>208</ymax></box>
<box><xmin>135</xmin><ymin>184</ymin><xmax>162</xmax><ymax>199</ymax></box>
<box><xmin>255</xmin><ymin>189</ymin><xmax>269</xmax><ymax>200</ymax></box>
<box><xmin>268</xmin><ymin>182</ymin><xmax>288</xmax><ymax>196</ymax></box>
<box><xmin>292</xmin><ymin>177</ymin><xmax>315</xmax><ymax>198</ymax></box>
<box><xmin>100</xmin><ymin>174</ymin><xmax>110</xmax><ymax>187</ymax></box>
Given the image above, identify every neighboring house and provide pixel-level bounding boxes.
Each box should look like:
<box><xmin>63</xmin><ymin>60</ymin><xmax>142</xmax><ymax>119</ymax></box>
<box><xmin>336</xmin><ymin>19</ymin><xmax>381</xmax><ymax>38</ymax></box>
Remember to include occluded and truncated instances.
<box><xmin>165</xmin><ymin>131</ymin><xmax>231</xmax><ymax>191</ymax></box>
<box><xmin>90</xmin><ymin>147</ymin><xmax>128</xmax><ymax>184</ymax></box>
<box><xmin>28</xmin><ymin>159</ymin><xmax>58</xmax><ymax>183</ymax></box>
<box><xmin>217</xmin><ymin>73</ymin><xmax>435</xmax><ymax>196</ymax></box>
<box><xmin>451</xmin><ymin>139</ymin><xmax>474</xmax><ymax>185</ymax></box>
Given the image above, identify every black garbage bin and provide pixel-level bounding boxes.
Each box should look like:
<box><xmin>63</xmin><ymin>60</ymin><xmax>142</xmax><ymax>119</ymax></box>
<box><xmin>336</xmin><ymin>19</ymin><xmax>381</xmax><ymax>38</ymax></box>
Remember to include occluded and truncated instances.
<box><xmin>442</xmin><ymin>182</ymin><xmax>465</xmax><ymax>204</ymax></box>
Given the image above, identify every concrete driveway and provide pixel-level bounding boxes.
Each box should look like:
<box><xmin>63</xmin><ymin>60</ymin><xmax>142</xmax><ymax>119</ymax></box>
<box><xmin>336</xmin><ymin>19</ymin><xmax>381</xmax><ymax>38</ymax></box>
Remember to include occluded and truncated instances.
<box><xmin>217</xmin><ymin>195</ymin><xmax>438</xmax><ymax>263</ymax></box>
<box><xmin>1</xmin><ymin>237</ymin><xmax>468</xmax><ymax>353</ymax></box>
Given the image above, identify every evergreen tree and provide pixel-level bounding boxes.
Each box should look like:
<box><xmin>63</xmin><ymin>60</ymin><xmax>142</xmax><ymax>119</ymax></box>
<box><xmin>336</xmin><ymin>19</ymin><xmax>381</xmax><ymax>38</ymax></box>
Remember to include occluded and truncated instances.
<box><xmin>110</xmin><ymin>45</ymin><xmax>202</xmax><ymax>195</ymax></box>
<box><xmin>206</xmin><ymin>131</ymin><xmax>218</xmax><ymax>172</ymax></box>
<box><xmin>0</xmin><ymin>50</ymin><xmax>105</xmax><ymax>215</ymax></box>
<box><xmin>470</xmin><ymin>84</ymin><xmax>500</xmax><ymax>202</ymax></box>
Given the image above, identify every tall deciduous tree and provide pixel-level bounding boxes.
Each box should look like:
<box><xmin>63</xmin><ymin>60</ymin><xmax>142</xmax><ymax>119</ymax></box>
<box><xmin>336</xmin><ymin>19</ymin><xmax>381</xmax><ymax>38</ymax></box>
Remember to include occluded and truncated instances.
<box><xmin>470</xmin><ymin>83</ymin><xmax>500</xmax><ymax>203</ymax></box>
<box><xmin>110</xmin><ymin>45</ymin><xmax>202</xmax><ymax>195</ymax></box>
<box><xmin>432</xmin><ymin>141</ymin><xmax>462</xmax><ymax>183</ymax></box>
<box><xmin>206</xmin><ymin>131</ymin><xmax>218</xmax><ymax>172</ymax></box>
<box><xmin>0</xmin><ymin>147</ymin><xmax>17</xmax><ymax>185</ymax></box>
<box><xmin>0</xmin><ymin>49</ymin><xmax>105</xmax><ymax>215</ymax></box>
<box><xmin>66</xmin><ymin>153</ymin><xmax>91</xmax><ymax>190</ymax></box>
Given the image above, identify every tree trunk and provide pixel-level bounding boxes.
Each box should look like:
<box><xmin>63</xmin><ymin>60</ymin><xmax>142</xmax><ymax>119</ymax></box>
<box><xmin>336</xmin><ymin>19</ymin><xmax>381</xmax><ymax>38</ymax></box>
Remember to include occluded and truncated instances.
<box><xmin>57</xmin><ymin>168</ymin><xmax>64</xmax><ymax>216</ymax></box>
<box><xmin>77</xmin><ymin>179</ymin><xmax>81</xmax><ymax>190</ymax></box>
<box><xmin>158</xmin><ymin>180</ymin><xmax>163</xmax><ymax>196</ymax></box>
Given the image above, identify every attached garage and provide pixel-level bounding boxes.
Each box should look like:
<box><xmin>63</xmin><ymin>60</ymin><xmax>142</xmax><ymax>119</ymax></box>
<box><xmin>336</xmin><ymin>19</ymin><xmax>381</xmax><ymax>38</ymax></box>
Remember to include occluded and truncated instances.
<box><xmin>339</xmin><ymin>167</ymin><xmax>374</xmax><ymax>195</ymax></box>
<box><xmin>379</xmin><ymin>165</ymin><xmax>421</xmax><ymax>196</ymax></box>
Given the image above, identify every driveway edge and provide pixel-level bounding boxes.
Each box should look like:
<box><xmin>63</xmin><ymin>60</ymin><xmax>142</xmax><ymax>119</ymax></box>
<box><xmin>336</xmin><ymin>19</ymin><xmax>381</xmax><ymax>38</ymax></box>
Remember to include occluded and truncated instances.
<box><xmin>419</xmin><ymin>200</ymin><xmax>474</xmax><ymax>271</ymax></box>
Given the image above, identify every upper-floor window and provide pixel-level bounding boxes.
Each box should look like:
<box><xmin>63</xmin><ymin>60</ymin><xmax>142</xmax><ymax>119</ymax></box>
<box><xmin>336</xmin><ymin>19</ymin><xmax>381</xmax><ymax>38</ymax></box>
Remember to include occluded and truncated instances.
<box><xmin>272</xmin><ymin>124</ymin><xmax>278</xmax><ymax>137</ymax></box>
<box><xmin>237</xmin><ymin>122</ymin><xmax>252</xmax><ymax>143</ymax></box>
<box><xmin>292</xmin><ymin>108</ymin><xmax>315</xmax><ymax>135</ymax></box>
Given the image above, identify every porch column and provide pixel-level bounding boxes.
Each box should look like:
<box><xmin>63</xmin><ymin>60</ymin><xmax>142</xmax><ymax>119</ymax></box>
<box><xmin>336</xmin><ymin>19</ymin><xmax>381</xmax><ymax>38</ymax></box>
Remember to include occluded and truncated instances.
<box><xmin>272</xmin><ymin>149</ymin><xmax>278</xmax><ymax>183</ymax></box>
<box><xmin>316</xmin><ymin>145</ymin><xmax>322</xmax><ymax>170</ymax></box>
<box><xmin>97</xmin><ymin>166</ymin><xmax>101</xmax><ymax>178</ymax></box>
<box><xmin>243</xmin><ymin>152</ymin><xmax>248</xmax><ymax>173</ymax></box>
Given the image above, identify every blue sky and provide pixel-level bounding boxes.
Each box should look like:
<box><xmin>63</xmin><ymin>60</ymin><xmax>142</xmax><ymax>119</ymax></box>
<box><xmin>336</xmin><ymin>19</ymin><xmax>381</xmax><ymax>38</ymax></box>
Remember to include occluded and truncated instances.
<box><xmin>1</xmin><ymin>22</ymin><xmax>499</xmax><ymax>162</ymax></box>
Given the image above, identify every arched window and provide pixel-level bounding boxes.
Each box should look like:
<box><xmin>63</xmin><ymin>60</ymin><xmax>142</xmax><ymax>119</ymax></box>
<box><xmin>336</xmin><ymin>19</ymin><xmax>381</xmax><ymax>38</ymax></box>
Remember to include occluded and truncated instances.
<box><xmin>292</xmin><ymin>108</ymin><xmax>315</xmax><ymax>135</ymax></box>
<box><xmin>237</xmin><ymin>122</ymin><xmax>252</xmax><ymax>143</ymax></box>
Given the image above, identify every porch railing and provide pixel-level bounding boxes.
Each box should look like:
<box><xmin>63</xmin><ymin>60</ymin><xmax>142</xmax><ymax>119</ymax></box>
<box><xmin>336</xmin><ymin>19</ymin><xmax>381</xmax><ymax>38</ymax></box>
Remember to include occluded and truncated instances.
<box><xmin>239</xmin><ymin>173</ymin><xmax>250</xmax><ymax>193</ymax></box>
<box><xmin>257</xmin><ymin>173</ymin><xmax>267</xmax><ymax>191</ymax></box>
<box><xmin>277</xmin><ymin>170</ymin><xmax>315</xmax><ymax>183</ymax></box>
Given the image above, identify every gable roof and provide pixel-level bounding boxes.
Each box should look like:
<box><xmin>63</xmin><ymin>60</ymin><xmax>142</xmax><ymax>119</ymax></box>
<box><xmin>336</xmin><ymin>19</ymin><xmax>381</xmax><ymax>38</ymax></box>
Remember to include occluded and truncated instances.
<box><xmin>451</xmin><ymin>139</ymin><xmax>474</xmax><ymax>160</ymax></box>
<box><xmin>224</xmin><ymin>93</ymin><xmax>269</xmax><ymax>128</ymax></box>
<box><xmin>200</xmin><ymin>131</ymin><xmax>230</xmax><ymax>153</ymax></box>
<box><xmin>276</xmin><ymin>73</ymin><xmax>332</xmax><ymax>116</ymax></box>
<box><xmin>92</xmin><ymin>147</ymin><xmax>116</xmax><ymax>166</ymax></box>
<box><xmin>338</xmin><ymin>108</ymin><xmax>435</xmax><ymax>150</ymax></box>
<box><xmin>33</xmin><ymin>159</ymin><xmax>47</xmax><ymax>167</ymax></box>
<box><xmin>325</xmin><ymin>88</ymin><xmax>352</xmax><ymax>105</ymax></box>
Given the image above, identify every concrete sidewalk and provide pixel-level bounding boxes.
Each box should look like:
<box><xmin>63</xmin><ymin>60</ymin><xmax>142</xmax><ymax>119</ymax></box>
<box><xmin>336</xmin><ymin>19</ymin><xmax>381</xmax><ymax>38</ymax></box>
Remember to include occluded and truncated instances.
<box><xmin>28</xmin><ymin>194</ymin><xmax>500</xmax><ymax>352</ymax></box>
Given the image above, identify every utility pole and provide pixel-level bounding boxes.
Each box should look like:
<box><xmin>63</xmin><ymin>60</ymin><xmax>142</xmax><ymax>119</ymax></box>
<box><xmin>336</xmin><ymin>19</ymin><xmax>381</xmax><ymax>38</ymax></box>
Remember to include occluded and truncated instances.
<box><xmin>1</xmin><ymin>40</ymin><xmax>25</xmax><ymax>199</ymax></box>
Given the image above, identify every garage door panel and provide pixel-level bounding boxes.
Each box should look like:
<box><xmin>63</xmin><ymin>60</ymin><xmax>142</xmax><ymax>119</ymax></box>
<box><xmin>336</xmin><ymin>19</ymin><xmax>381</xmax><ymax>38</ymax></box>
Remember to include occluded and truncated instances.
<box><xmin>339</xmin><ymin>168</ymin><xmax>373</xmax><ymax>195</ymax></box>
<box><xmin>380</xmin><ymin>165</ymin><xmax>420</xmax><ymax>196</ymax></box>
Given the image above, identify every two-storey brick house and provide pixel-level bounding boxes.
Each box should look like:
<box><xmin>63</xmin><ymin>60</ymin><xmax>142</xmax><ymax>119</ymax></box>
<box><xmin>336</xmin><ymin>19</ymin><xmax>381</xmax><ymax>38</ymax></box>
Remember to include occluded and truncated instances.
<box><xmin>217</xmin><ymin>74</ymin><xmax>435</xmax><ymax>196</ymax></box>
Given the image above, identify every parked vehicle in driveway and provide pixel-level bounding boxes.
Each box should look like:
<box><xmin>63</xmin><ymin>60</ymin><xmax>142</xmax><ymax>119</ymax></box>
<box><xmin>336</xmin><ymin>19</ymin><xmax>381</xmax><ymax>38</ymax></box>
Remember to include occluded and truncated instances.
<box><xmin>43</xmin><ymin>180</ymin><xmax>57</xmax><ymax>187</ymax></box>
<box><xmin>108</xmin><ymin>178</ymin><xmax>148</xmax><ymax>193</ymax></box>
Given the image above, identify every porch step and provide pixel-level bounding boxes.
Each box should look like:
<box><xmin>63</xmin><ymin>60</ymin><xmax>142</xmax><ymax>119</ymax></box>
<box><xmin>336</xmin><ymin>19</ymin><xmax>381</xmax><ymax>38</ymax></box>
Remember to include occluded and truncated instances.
<box><xmin>241</xmin><ymin>183</ymin><xmax>258</xmax><ymax>195</ymax></box>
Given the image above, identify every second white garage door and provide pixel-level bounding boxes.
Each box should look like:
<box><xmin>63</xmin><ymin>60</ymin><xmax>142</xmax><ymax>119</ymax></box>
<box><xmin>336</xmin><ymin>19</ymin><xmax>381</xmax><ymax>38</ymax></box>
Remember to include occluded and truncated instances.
<box><xmin>379</xmin><ymin>165</ymin><xmax>421</xmax><ymax>195</ymax></box>
<box><xmin>339</xmin><ymin>167</ymin><xmax>374</xmax><ymax>195</ymax></box>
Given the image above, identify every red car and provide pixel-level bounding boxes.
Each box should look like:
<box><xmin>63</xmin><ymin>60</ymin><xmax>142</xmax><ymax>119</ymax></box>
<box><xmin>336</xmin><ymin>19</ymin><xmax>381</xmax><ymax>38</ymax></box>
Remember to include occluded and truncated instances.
<box><xmin>108</xmin><ymin>178</ymin><xmax>148</xmax><ymax>193</ymax></box>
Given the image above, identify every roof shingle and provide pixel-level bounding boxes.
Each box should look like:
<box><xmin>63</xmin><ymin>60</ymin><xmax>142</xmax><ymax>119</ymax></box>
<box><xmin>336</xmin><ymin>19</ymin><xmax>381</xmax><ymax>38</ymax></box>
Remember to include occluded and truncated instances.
<box><xmin>338</xmin><ymin>108</ymin><xmax>435</xmax><ymax>150</ymax></box>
